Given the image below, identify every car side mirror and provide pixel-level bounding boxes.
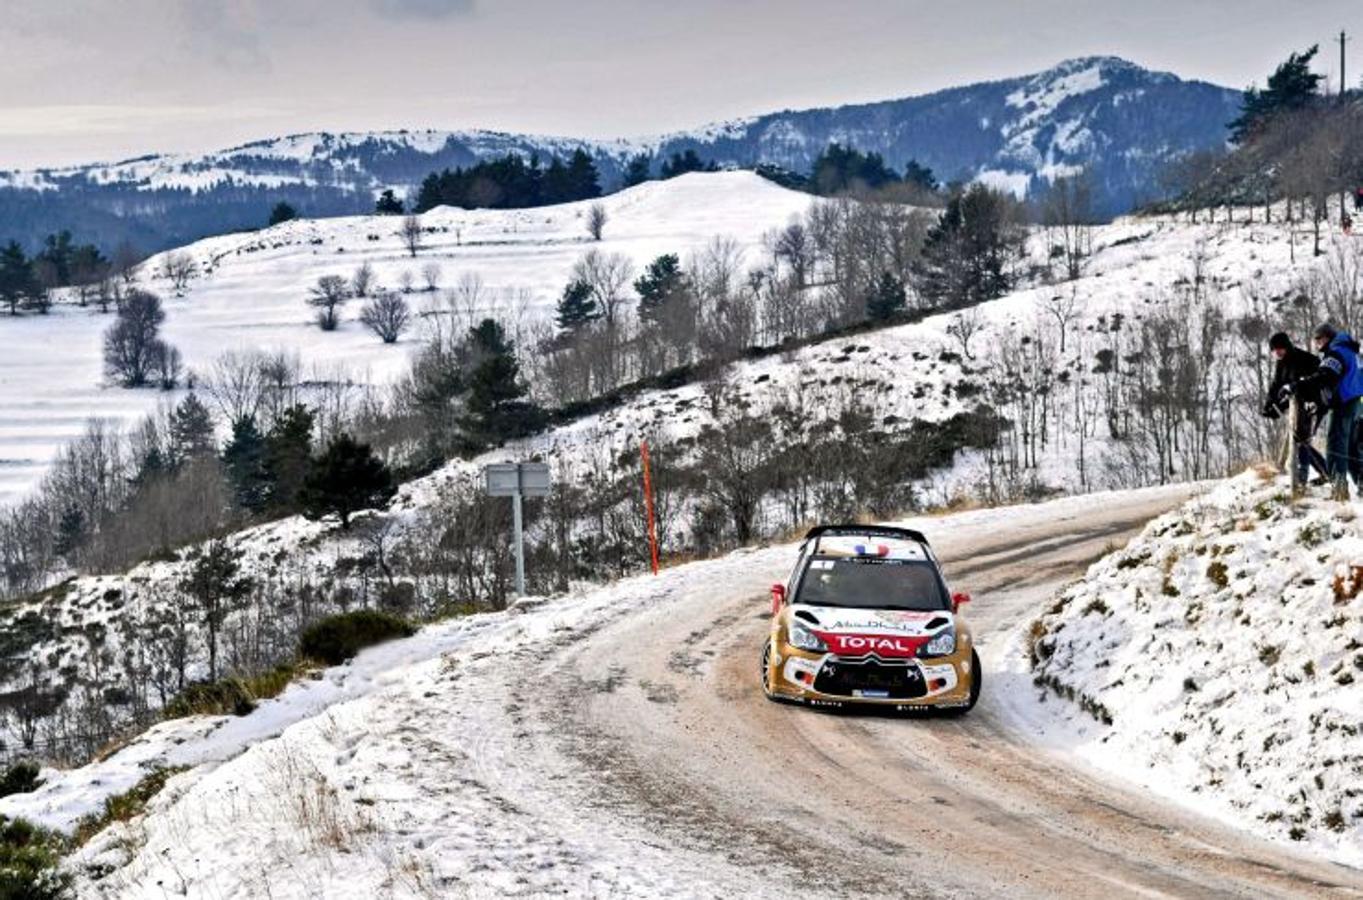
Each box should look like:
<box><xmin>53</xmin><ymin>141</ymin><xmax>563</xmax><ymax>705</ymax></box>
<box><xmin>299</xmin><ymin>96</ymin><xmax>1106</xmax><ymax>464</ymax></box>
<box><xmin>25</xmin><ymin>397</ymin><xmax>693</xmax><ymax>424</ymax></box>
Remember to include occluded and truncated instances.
<box><xmin>770</xmin><ymin>583</ymin><xmax>787</xmax><ymax>615</ymax></box>
<box><xmin>951</xmin><ymin>591</ymin><xmax>972</xmax><ymax>613</ymax></box>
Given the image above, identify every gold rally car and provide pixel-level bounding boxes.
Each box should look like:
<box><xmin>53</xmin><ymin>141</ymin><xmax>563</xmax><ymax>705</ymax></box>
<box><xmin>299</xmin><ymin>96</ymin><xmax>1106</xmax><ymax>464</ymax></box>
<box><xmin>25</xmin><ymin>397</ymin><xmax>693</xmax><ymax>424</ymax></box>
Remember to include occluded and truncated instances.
<box><xmin>761</xmin><ymin>525</ymin><xmax>980</xmax><ymax>713</ymax></box>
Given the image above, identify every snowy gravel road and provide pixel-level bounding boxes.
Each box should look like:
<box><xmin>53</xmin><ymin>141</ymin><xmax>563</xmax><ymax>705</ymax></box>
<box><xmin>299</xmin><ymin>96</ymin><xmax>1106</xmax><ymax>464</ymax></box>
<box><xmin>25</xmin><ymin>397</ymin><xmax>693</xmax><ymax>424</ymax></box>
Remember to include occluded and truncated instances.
<box><xmin>68</xmin><ymin>485</ymin><xmax>1363</xmax><ymax>898</ymax></box>
<box><xmin>519</xmin><ymin>487</ymin><xmax>1363</xmax><ymax>899</ymax></box>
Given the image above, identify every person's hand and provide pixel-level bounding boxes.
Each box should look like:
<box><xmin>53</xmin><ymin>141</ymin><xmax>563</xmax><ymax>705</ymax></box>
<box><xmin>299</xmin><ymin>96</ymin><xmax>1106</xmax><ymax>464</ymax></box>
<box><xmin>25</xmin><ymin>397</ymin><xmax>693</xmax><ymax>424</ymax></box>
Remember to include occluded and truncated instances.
<box><xmin>1278</xmin><ymin>383</ymin><xmax>1296</xmax><ymax>402</ymax></box>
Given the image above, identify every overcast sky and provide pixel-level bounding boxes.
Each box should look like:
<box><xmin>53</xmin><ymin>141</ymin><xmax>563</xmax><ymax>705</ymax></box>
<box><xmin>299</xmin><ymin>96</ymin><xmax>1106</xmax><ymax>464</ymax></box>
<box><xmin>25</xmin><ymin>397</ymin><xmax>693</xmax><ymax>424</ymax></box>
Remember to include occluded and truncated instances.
<box><xmin>2</xmin><ymin>0</ymin><xmax>1360</xmax><ymax>169</ymax></box>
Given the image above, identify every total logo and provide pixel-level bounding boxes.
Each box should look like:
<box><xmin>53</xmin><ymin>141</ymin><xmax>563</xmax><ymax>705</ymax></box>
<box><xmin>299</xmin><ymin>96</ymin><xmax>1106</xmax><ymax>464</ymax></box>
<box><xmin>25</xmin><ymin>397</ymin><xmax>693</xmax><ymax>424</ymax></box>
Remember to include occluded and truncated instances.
<box><xmin>819</xmin><ymin>633</ymin><xmax>925</xmax><ymax>657</ymax></box>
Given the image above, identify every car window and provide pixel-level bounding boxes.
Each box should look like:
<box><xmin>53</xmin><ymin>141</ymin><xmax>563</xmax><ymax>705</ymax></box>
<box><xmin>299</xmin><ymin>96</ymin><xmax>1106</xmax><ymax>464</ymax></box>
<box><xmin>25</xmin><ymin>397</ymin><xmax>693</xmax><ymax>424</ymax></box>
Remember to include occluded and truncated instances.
<box><xmin>794</xmin><ymin>557</ymin><xmax>948</xmax><ymax>611</ymax></box>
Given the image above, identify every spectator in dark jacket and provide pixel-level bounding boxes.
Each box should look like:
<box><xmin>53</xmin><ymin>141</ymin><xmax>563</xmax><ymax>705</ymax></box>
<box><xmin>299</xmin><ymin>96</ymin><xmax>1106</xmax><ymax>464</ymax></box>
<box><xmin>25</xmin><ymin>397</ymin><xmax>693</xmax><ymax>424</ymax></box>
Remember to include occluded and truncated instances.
<box><xmin>1264</xmin><ymin>332</ymin><xmax>1327</xmax><ymax>483</ymax></box>
<box><xmin>1287</xmin><ymin>324</ymin><xmax>1363</xmax><ymax>498</ymax></box>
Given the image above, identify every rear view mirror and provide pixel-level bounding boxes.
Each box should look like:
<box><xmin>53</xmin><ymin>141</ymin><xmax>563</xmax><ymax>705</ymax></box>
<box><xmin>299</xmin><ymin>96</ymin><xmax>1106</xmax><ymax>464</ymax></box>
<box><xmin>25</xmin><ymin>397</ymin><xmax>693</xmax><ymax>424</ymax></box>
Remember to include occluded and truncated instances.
<box><xmin>770</xmin><ymin>583</ymin><xmax>787</xmax><ymax>615</ymax></box>
<box><xmin>951</xmin><ymin>591</ymin><xmax>972</xmax><ymax>612</ymax></box>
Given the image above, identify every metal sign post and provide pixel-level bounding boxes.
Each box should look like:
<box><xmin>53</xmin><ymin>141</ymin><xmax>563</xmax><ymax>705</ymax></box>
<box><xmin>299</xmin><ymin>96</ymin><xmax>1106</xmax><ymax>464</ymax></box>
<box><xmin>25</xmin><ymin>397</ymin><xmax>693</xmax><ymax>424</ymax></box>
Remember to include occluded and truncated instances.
<box><xmin>484</xmin><ymin>462</ymin><xmax>551</xmax><ymax>596</ymax></box>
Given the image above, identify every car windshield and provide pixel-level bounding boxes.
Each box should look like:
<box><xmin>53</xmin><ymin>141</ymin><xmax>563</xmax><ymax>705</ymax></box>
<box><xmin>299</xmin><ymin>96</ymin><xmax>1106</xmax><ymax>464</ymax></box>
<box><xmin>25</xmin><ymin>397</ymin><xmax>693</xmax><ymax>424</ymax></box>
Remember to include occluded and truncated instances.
<box><xmin>794</xmin><ymin>557</ymin><xmax>948</xmax><ymax>611</ymax></box>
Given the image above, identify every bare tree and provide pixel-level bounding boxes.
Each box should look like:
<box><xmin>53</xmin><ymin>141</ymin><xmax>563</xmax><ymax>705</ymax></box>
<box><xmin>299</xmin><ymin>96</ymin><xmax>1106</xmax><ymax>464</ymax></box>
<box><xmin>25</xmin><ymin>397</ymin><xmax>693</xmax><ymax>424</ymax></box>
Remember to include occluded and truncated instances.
<box><xmin>1040</xmin><ymin>290</ymin><xmax>1080</xmax><ymax>354</ymax></box>
<box><xmin>421</xmin><ymin>262</ymin><xmax>442</xmax><ymax>293</ymax></box>
<box><xmin>447</xmin><ymin>271</ymin><xmax>488</xmax><ymax>328</ymax></box>
<box><xmin>111</xmin><ymin>240</ymin><xmax>143</xmax><ymax>287</ymax></box>
<box><xmin>571</xmin><ymin>250</ymin><xmax>634</xmax><ymax>326</ymax></box>
<box><xmin>771</xmin><ymin>221</ymin><xmax>815</xmax><ymax>288</ymax></box>
<box><xmin>359</xmin><ymin>291</ymin><xmax>412</xmax><ymax>343</ymax></box>
<box><xmin>104</xmin><ymin>290</ymin><xmax>173</xmax><ymax>386</ymax></box>
<box><xmin>1041</xmin><ymin>171</ymin><xmax>1094</xmax><ymax>281</ymax></box>
<box><xmin>203</xmin><ymin>350</ymin><xmax>268</xmax><ymax>425</ymax></box>
<box><xmin>401</xmin><ymin>215</ymin><xmax>423</xmax><ymax>257</ymax></box>
<box><xmin>351</xmin><ymin>262</ymin><xmax>376</xmax><ymax>298</ymax></box>
<box><xmin>399</xmin><ymin>270</ymin><xmax>415</xmax><ymax>294</ymax></box>
<box><xmin>945</xmin><ymin>307</ymin><xmax>984</xmax><ymax>360</ymax></box>
<box><xmin>587</xmin><ymin>203</ymin><xmax>608</xmax><ymax>241</ymax></box>
<box><xmin>308</xmin><ymin>274</ymin><xmax>351</xmax><ymax>331</ymax></box>
<box><xmin>149</xmin><ymin>342</ymin><xmax>183</xmax><ymax>390</ymax></box>
<box><xmin>161</xmin><ymin>252</ymin><xmax>198</xmax><ymax>291</ymax></box>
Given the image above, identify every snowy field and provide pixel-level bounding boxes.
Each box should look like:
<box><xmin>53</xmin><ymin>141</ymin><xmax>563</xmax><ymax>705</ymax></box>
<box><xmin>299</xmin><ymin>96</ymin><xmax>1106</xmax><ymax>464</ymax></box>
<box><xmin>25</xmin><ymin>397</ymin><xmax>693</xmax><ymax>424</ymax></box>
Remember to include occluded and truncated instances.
<box><xmin>1002</xmin><ymin>469</ymin><xmax>1363</xmax><ymax>867</ymax></box>
<box><xmin>0</xmin><ymin>171</ymin><xmax>815</xmax><ymax>504</ymax></box>
<box><xmin>1</xmin><ymin>165</ymin><xmax>1348</xmax><ymax>509</ymax></box>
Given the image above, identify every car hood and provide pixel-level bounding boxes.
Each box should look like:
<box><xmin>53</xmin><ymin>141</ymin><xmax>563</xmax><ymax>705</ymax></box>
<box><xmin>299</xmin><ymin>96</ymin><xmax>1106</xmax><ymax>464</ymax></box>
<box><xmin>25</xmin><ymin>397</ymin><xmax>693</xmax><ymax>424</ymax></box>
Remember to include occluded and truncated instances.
<box><xmin>791</xmin><ymin>605</ymin><xmax>953</xmax><ymax>637</ymax></box>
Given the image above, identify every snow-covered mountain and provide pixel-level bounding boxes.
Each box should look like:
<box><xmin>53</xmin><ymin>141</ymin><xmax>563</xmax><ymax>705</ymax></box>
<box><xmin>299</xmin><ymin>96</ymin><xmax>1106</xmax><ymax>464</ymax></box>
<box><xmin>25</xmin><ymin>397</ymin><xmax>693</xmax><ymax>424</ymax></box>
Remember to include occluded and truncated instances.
<box><xmin>0</xmin><ymin>57</ymin><xmax>1239</xmax><ymax>252</ymax></box>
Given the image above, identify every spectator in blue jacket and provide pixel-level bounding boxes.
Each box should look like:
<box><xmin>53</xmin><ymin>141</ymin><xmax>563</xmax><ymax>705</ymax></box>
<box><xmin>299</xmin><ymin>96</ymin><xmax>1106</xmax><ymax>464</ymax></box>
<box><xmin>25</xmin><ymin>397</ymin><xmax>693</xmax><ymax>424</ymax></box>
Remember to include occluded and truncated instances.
<box><xmin>1287</xmin><ymin>323</ymin><xmax>1363</xmax><ymax>498</ymax></box>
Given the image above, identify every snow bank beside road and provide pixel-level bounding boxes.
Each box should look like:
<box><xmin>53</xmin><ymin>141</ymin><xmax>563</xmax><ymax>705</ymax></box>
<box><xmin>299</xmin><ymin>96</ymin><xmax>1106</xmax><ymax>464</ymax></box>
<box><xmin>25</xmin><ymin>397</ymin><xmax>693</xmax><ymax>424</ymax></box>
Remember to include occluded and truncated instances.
<box><xmin>1006</xmin><ymin>470</ymin><xmax>1363</xmax><ymax>867</ymax></box>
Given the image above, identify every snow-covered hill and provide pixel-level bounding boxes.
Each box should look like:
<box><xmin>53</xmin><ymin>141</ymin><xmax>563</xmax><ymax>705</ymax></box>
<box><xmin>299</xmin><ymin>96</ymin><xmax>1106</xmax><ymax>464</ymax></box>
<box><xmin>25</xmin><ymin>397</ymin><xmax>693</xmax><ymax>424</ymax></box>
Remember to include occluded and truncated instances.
<box><xmin>1007</xmin><ymin>470</ymin><xmax>1363</xmax><ymax>867</ymax></box>
<box><xmin>0</xmin><ymin>185</ymin><xmax>1342</xmax><ymax>756</ymax></box>
<box><xmin>0</xmin><ymin>487</ymin><xmax>1198</xmax><ymax>898</ymax></box>
<box><xmin>0</xmin><ymin>171</ymin><xmax>814</xmax><ymax>504</ymax></box>
<box><xmin>0</xmin><ymin>57</ymin><xmax>1238</xmax><ymax>252</ymax></box>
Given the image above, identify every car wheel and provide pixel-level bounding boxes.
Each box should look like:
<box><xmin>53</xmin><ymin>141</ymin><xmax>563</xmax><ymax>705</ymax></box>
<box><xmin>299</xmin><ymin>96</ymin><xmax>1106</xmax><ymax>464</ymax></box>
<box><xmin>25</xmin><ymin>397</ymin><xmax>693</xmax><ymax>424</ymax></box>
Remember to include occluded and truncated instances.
<box><xmin>944</xmin><ymin>649</ymin><xmax>982</xmax><ymax>717</ymax></box>
<box><xmin>760</xmin><ymin>639</ymin><xmax>777</xmax><ymax>700</ymax></box>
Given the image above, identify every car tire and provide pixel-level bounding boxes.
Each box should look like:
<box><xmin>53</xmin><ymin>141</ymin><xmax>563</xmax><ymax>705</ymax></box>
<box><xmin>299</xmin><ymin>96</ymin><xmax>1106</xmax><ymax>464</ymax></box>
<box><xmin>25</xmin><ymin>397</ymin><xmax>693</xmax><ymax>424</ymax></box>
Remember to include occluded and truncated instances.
<box><xmin>944</xmin><ymin>649</ymin><xmax>982</xmax><ymax>717</ymax></box>
<box><xmin>761</xmin><ymin>639</ymin><xmax>777</xmax><ymax>700</ymax></box>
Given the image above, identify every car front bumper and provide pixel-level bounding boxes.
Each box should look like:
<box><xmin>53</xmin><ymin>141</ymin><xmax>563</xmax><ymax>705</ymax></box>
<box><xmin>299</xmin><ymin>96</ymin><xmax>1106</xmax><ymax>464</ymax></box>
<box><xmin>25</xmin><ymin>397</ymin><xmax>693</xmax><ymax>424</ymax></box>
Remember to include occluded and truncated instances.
<box><xmin>769</xmin><ymin>640</ymin><xmax>974</xmax><ymax>708</ymax></box>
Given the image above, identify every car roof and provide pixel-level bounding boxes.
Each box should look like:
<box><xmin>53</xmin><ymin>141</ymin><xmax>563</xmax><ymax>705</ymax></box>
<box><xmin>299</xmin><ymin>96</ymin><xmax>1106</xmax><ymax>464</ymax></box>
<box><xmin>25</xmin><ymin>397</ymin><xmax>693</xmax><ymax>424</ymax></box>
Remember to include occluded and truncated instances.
<box><xmin>803</xmin><ymin>524</ymin><xmax>930</xmax><ymax>545</ymax></box>
<box><xmin>810</xmin><ymin>535</ymin><xmax>931</xmax><ymax>562</ymax></box>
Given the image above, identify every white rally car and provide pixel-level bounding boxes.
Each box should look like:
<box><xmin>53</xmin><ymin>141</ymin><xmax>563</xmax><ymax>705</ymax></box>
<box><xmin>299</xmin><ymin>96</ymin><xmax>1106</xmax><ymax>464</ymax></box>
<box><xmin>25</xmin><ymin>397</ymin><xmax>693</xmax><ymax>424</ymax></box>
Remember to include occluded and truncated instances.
<box><xmin>761</xmin><ymin>525</ymin><xmax>980</xmax><ymax>713</ymax></box>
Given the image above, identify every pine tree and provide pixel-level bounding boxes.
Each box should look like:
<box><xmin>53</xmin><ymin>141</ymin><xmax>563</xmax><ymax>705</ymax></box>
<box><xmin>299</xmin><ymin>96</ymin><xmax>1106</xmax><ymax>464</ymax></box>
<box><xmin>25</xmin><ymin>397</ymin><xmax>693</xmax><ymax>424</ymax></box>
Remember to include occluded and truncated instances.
<box><xmin>555</xmin><ymin>279</ymin><xmax>599</xmax><ymax>331</ymax></box>
<box><xmin>1230</xmin><ymin>46</ymin><xmax>1324</xmax><ymax>144</ymax></box>
<box><xmin>865</xmin><ymin>271</ymin><xmax>907</xmax><ymax>321</ymax></box>
<box><xmin>299</xmin><ymin>434</ymin><xmax>396</xmax><ymax>529</ymax></box>
<box><xmin>265</xmin><ymin>405</ymin><xmax>314</xmax><ymax>511</ymax></box>
<box><xmin>634</xmin><ymin>253</ymin><xmax>687</xmax><ymax>323</ymax></box>
<box><xmin>53</xmin><ymin>504</ymin><xmax>85</xmax><ymax>561</ymax></box>
<box><xmin>623</xmin><ymin>153</ymin><xmax>652</xmax><ymax>187</ymax></box>
<box><xmin>375</xmin><ymin>188</ymin><xmax>405</xmax><ymax>215</ymax></box>
<box><xmin>915</xmin><ymin>184</ymin><xmax>1024</xmax><ymax>309</ymax></box>
<box><xmin>169</xmin><ymin>393</ymin><xmax>216</xmax><ymax>464</ymax></box>
<box><xmin>222</xmin><ymin>416</ymin><xmax>271</xmax><ymax>513</ymax></box>
<box><xmin>178</xmin><ymin>539</ymin><xmax>253</xmax><ymax>681</ymax></box>
<box><xmin>903</xmin><ymin>160</ymin><xmax>938</xmax><ymax>192</ymax></box>
<box><xmin>462</xmin><ymin>319</ymin><xmax>543</xmax><ymax>445</ymax></box>
<box><xmin>565</xmin><ymin>149</ymin><xmax>601</xmax><ymax>200</ymax></box>
<box><xmin>0</xmin><ymin>241</ymin><xmax>37</xmax><ymax>316</ymax></box>
<box><xmin>268</xmin><ymin>202</ymin><xmax>298</xmax><ymax>226</ymax></box>
<box><xmin>37</xmin><ymin>231</ymin><xmax>75</xmax><ymax>285</ymax></box>
<box><xmin>660</xmin><ymin>149</ymin><xmax>714</xmax><ymax>179</ymax></box>
<box><xmin>810</xmin><ymin>142</ymin><xmax>900</xmax><ymax>195</ymax></box>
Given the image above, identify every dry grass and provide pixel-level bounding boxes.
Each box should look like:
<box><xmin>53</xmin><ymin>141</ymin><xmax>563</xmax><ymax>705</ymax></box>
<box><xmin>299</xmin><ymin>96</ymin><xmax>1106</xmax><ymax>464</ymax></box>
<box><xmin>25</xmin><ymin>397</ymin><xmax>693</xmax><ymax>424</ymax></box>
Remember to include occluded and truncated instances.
<box><xmin>266</xmin><ymin>745</ymin><xmax>373</xmax><ymax>853</ymax></box>
<box><xmin>73</xmin><ymin>766</ymin><xmax>187</xmax><ymax>846</ymax></box>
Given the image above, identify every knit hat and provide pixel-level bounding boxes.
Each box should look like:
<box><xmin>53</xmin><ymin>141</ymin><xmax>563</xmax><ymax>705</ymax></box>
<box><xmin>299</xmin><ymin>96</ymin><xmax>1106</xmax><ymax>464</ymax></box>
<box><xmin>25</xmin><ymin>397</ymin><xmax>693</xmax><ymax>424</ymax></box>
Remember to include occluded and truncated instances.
<box><xmin>1268</xmin><ymin>332</ymin><xmax>1291</xmax><ymax>350</ymax></box>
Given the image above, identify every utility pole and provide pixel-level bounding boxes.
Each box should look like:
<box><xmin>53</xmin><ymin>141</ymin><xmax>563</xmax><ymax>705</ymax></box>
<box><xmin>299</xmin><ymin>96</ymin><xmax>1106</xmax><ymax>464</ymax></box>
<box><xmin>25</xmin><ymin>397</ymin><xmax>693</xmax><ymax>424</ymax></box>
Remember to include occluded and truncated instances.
<box><xmin>1340</xmin><ymin>29</ymin><xmax>1350</xmax><ymax>99</ymax></box>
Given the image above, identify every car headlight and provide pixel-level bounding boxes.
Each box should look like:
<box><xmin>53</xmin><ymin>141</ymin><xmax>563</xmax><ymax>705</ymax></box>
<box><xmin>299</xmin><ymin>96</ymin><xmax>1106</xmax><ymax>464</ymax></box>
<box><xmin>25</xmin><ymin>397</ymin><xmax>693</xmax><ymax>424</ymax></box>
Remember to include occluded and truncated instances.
<box><xmin>787</xmin><ymin>620</ymin><xmax>828</xmax><ymax>652</ymax></box>
<box><xmin>921</xmin><ymin>628</ymin><xmax>956</xmax><ymax>657</ymax></box>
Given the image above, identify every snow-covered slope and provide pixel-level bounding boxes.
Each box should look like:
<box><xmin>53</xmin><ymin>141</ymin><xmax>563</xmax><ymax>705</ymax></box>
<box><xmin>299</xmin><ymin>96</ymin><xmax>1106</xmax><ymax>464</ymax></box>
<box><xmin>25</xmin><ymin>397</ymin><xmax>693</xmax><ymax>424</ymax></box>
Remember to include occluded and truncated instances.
<box><xmin>1006</xmin><ymin>470</ymin><xmax>1363</xmax><ymax>867</ymax></box>
<box><xmin>0</xmin><ymin>489</ymin><xmax>1192</xmax><ymax>897</ymax></box>
<box><xmin>0</xmin><ymin>171</ymin><xmax>814</xmax><ymax>504</ymax></box>
<box><xmin>0</xmin><ymin>193</ymin><xmax>1341</xmax><ymax>758</ymax></box>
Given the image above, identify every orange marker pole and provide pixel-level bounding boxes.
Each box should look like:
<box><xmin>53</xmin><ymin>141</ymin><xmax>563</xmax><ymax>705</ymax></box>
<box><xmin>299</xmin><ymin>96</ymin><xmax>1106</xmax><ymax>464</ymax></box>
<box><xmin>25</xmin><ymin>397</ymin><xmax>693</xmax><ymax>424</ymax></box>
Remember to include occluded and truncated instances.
<box><xmin>641</xmin><ymin>440</ymin><xmax>660</xmax><ymax>575</ymax></box>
